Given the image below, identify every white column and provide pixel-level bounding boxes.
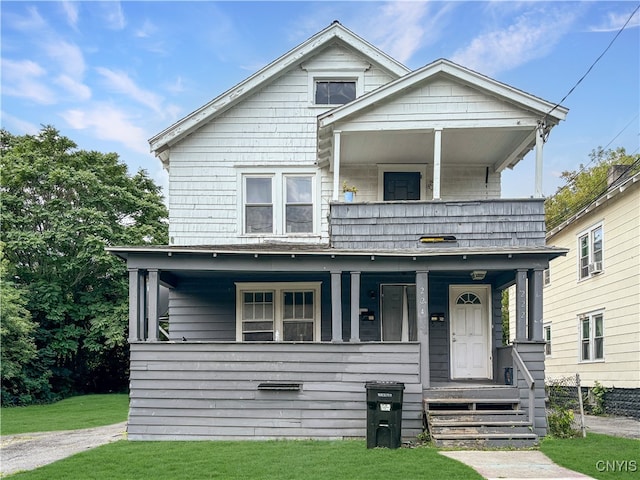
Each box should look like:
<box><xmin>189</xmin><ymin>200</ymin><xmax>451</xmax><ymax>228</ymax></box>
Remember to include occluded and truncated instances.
<box><xmin>535</xmin><ymin>123</ymin><xmax>544</xmax><ymax>198</ymax></box>
<box><xmin>433</xmin><ymin>128</ymin><xmax>442</xmax><ymax>200</ymax></box>
<box><xmin>350</xmin><ymin>272</ymin><xmax>361</xmax><ymax>342</ymax></box>
<box><xmin>331</xmin><ymin>271</ymin><xmax>343</xmax><ymax>342</ymax></box>
<box><xmin>332</xmin><ymin>130</ymin><xmax>342</xmax><ymax>201</ymax></box>
<box><xmin>147</xmin><ymin>269</ymin><xmax>160</xmax><ymax>342</ymax></box>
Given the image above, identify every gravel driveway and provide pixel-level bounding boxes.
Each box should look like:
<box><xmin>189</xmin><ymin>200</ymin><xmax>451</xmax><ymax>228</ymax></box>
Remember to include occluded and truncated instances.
<box><xmin>0</xmin><ymin>422</ymin><xmax>127</xmax><ymax>476</ymax></box>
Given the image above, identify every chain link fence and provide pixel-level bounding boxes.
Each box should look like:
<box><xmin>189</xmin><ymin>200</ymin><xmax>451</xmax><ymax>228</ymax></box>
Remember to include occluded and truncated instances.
<box><xmin>545</xmin><ymin>374</ymin><xmax>586</xmax><ymax>437</ymax></box>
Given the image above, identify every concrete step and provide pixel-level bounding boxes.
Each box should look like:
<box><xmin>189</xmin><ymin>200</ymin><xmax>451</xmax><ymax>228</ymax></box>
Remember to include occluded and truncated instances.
<box><xmin>434</xmin><ymin>433</ymin><xmax>539</xmax><ymax>448</ymax></box>
<box><xmin>430</xmin><ymin>424</ymin><xmax>534</xmax><ymax>436</ymax></box>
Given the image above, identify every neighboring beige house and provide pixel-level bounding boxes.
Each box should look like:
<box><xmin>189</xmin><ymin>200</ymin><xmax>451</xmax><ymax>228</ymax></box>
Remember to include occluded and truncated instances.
<box><xmin>543</xmin><ymin>170</ymin><xmax>639</xmax><ymax>417</ymax></box>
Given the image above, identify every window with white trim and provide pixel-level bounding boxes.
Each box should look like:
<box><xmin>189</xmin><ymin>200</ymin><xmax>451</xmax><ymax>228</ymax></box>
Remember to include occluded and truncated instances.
<box><xmin>580</xmin><ymin>311</ymin><xmax>604</xmax><ymax>362</ymax></box>
<box><xmin>578</xmin><ymin>224</ymin><xmax>603</xmax><ymax>280</ymax></box>
<box><xmin>236</xmin><ymin>282</ymin><xmax>321</xmax><ymax>342</ymax></box>
<box><xmin>315</xmin><ymin>80</ymin><xmax>356</xmax><ymax>105</ymax></box>
<box><xmin>544</xmin><ymin>324</ymin><xmax>552</xmax><ymax>356</ymax></box>
<box><xmin>241</xmin><ymin>172</ymin><xmax>316</xmax><ymax>235</ymax></box>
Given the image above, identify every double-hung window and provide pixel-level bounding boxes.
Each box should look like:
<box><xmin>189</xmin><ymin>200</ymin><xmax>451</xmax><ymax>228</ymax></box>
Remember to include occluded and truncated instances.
<box><xmin>580</xmin><ymin>311</ymin><xmax>604</xmax><ymax>362</ymax></box>
<box><xmin>242</xmin><ymin>171</ymin><xmax>316</xmax><ymax>235</ymax></box>
<box><xmin>544</xmin><ymin>324</ymin><xmax>552</xmax><ymax>356</ymax></box>
<box><xmin>578</xmin><ymin>224</ymin><xmax>603</xmax><ymax>279</ymax></box>
<box><xmin>236</xmin><ymin>282</ymin><xmax>321</xmax><ymax>342</ymax></box>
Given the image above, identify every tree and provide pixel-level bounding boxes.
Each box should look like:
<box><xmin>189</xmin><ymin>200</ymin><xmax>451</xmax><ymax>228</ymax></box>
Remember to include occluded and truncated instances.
<box><xmin>545</xmin><ymin>147</ymin><xmax>640</xmax><ymax>230</ymax></box>
<box><xmin>0</xmin><ymin>126</ymin><xmax>168</xmax><ymax>404</ymax></box>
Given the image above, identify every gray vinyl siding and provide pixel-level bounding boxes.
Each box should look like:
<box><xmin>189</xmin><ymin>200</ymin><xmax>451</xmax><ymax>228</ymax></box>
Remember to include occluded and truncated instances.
<box><xmin>128</xmin><ymin>342</ymin><xmax>422</xmax><ymax>441</ymax></box>
<box><xmin>330</xmin><ymin>199</ymin><xmax>545</xmax><ymax>249</ymax></box>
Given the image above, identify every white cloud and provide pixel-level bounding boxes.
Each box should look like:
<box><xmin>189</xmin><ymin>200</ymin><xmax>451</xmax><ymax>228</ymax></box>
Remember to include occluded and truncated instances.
<box><xmin>61</xmin><ymin>1</ymin><xmax>79</xmax><ymax>28</ymax></box>
<box><xmin>55</xmin><ymin>74</ymin><xmax>91</xmax><ymax>101</ymax></box>
<box><xmin>100</xmin><ymin>1</ymin><xmax>126</xmax><ymax>30</ymax></box>
<box><xmin>42</xmin><ymin>39</ymin><xmax>85</xmax><ymax>78</ymax></box>
<box><xmin>61</xmin><ymin>104</ymin><xmax>149</xmax><ymax>154</ymax></box>
<box><xmin>135</xmin><ymin>19</ymin><xmax>157</xmax><ymax>38</ymax></box>
<box><xmin>1</xmin><ymin>58</ymin><xmax>56</xmax><ymax>104</ymax></box>
<box><xmin>166</xmin><ymin>76</ymin><xmax>185</xmax><ymax>94</ymax></box>
<box><xmin>4</xmin><ymin>5</ymin><xmax>47</xmax><ymax>32</ymax></box>
<box><xmin>590</xmin><ymin>8</ymin><xmax>640</xmax><ymax>33</ymax></box>
<box><xmin>451</xmin><ymin>7</ymin><xmax>579</xmax><ymax>76</ymax></box>
<box><xmin>0</xmin><ymin>111</ymin><xmax>40</xmax><ymax>134</ymax></box>
<box><xmin>95</xmin><ymin>67</ymin><xmax>164</xmax><ymax>115</ymax></box>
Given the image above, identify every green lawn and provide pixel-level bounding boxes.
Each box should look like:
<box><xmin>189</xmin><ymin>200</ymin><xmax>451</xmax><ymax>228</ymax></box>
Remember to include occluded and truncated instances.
<box><xmin>5</xmin><ymin>440</ymin><xmax>482</xmax><ymax>480</ymax></box>
<box><xmin>0</xmin><ymin>394</ymin><xmax>129</xmax><ymax>435</ymax></box>
<box><xmin>540</xmin><ymin>433</ymin><xmax>639</xmax><ymax>480</ymax></box>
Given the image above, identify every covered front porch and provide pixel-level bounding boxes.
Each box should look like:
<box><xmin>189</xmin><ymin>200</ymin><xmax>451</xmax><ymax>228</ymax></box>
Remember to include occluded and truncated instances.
<box><xmin>111</xmin><ymin>244</ymin><xmax>559</xmax><ymax>441</ymax></box>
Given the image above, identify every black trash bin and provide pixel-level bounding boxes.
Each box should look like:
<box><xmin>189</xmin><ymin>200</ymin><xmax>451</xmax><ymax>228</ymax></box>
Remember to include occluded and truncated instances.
<box><xmin>365</xmin><ymin>381</ymin><xmax>405</xmax><ymax>449</ymax></box>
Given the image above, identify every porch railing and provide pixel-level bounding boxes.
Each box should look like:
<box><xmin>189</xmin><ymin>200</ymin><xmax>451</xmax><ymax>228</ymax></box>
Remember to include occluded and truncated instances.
<box><xmin>512</xmin><ymin>347</ymin><xmax>535</xmax><ymax>427</ymax></box>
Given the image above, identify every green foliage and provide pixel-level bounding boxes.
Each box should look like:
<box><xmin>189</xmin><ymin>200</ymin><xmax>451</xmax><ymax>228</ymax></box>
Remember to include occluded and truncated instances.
<box><xmin>0</xmin><ymin>126</ymin><xmax>168</xmax><ymax>404</ymax></box>
<box><xmin>545</xmin><ymin>147</ymin><xmax>640</xmax><ymax>230</ymax></box>
<box><xmin>547</xmin><ymin>408</ymin><xmax>579</xmax><ymax>438</ymax></box>
<box><xmin>0</xmin><ymin>246</ymin><xmax>51</xmax><ymax>405</ymax></box>
<box><xmin>541</xmin><ymin>433</ymin><xmax>639</xmax><ymax>480</ymax></box>
<box><xmin>5</xmin><ymin>439</ymin><xmax>483</xmax><ymax>480</ymax></box>
<box><xmin>589</xmin><ymin>381</ymin><xmax>610</xmax><ymax>416</ymax></box>
<box><xmin>1</xmin><ymin>393</ymin><xmax>129</xmax><ymax>435</ymax></box>
<box><xmin>501</xmin><ymin>289</ymin><xmax>510</xmax><ymax>345</ymax></box>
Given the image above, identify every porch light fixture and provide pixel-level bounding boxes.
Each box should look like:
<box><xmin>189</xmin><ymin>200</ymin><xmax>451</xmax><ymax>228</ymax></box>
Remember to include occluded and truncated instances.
<box><xmin>470</xmin><ymin>270</ymin><xmax>487</xmax><ymax>281</ymax></box>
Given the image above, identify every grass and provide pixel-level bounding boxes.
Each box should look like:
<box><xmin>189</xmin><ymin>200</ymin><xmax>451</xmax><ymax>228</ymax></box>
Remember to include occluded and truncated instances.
<box><xmin>0</xmin><ymin>394</ymin><xmax>129</xmax><ymax>435</ymax></box>
<box><xmin>5</xmin><ymin>440</ymin><xmax>482</xmax><ymax>480</ymax></box>
<box><xmin>540</xmin><ymin>433</ymin><xmax>639</xmax><ymax>480</ymax></box>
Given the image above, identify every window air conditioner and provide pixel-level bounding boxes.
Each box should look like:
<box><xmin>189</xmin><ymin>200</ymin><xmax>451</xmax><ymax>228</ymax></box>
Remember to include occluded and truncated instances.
<box><xmin>588</xmin><ymin>261</ymin><xmax>603</xmax><ymax>275</ymax></box>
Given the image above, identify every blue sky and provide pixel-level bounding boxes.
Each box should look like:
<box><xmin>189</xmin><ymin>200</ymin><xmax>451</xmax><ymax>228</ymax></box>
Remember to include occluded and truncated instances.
<box><xmin>2</xmin><ymin>1</ymin><xmax>639</xmax><ymax>198</ymax></box>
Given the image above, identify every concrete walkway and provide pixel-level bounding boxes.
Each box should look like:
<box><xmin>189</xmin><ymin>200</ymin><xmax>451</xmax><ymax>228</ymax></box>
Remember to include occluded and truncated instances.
<box><xmin>440</xmin><ymin>450</ymin><xmax>595</xmax><ymax>480</ymax></box>
<box><xmin>0</xmin><ymin>422</ymin><xmax>127</xmax><ymax>476</ymax></box>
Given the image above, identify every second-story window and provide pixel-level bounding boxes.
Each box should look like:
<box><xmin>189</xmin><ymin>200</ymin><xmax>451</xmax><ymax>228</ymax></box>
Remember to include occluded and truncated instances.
<box><xmin>578</xmin><ymin>224</ymin><xmax>603</xmax><ymax>279</ymax></box>
<box><xmin>315</xmin><ymin>81</ymin><xmax>356</xmax><ymax>105</ymax></box>
<box><xmin>242</xmin><ymin>171</ymin><xmax>316</xmax><ymax>236</ymax></box>
<box><xmin>285</xmin><ymin>176</ymin><xmax>313</xmax><ymax>233</ymax></box>
<box><xmin>245</xmin><ymin>177</ymin><xmax>273</xmax><ymax>233</ymax></box>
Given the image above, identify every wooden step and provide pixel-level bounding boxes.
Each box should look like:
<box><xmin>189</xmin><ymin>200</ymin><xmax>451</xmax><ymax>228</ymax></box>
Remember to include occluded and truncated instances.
<box><xmin>434</xmin><ymin>432</ymin><xmax>539</xmax><ymax>448</ymax></box>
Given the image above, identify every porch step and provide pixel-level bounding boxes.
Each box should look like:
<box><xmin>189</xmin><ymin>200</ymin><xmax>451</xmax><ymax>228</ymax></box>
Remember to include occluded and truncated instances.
<box><xmin>424</xmin><ymin>392</ymin><xmax>537</xmax><ymax>448</ymax></box>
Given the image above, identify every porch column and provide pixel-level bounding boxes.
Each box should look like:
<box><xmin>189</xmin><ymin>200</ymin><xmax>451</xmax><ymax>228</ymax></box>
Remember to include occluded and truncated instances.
<box><xmin>528</xmin><ymin>268</ymin><xmax>544</xmax><ymax>341</ymax></box>
<box><xmin>331</xmin><ymin>271</ymin><xmax>343</xmax><ymax>342</ymax></box>
<box><xmin>432</xmin><ymin>128</ymin><xmax>442</xmax><ymax>200</ymax></box>
<box><xmin>515</xmin><ymin>269</ymin><xmax>528</xmax><ymax>341</ymax></box>
<box><xmin>332</xmin><ymin>130</ymin><xmax>342</xmax><ymax>201</ymax></box>
<box><xmin>416</xmin><ymin>271</ymin><xmax>430</xmax><ymax>388</ymax></box>
<box><xmin>147</xmin><ymin>269</ymin><xmax>160</xmax><ymax>342</ymax></box>
<box><xmin>535</xmin><ymin>122</ymin><xmax>544</xmax><ymax>198</ymax></box>
<box><xmin>128</xmin><ymin>269</ymin><xmax>142</xmax><ymax>341</ymax></box>
<box><xmin>350</xmin><ymin>271</ymin><xmax>361</xmax><ymax>342</ymax></box>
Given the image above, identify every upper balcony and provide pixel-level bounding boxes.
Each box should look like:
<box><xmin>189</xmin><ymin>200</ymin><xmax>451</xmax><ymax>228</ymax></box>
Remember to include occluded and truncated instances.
<box><xmin>330</xmin><ymin>199</ymin><xmax>546</xmax><ymax>250</ymax></box>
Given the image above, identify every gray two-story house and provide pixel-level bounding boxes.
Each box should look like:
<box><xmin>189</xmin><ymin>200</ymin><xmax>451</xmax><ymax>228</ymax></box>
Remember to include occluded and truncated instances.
<box><xmin>109</xmin><ymin>22</ymin><xmax>568</xmax><ymax>446</ymax></box>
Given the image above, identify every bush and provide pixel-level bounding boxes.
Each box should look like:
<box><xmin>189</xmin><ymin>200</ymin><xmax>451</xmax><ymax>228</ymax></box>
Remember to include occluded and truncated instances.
<box><xmin>547</xmin><ymin>408</ymin><xmax>580</xmax><ymax>438</ymax></box>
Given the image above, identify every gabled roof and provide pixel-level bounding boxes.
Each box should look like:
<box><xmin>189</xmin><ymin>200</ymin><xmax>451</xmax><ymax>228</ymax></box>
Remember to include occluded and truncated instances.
<box><xmin>318</xmin><ymin>58</ymin><xmax>568</xmax><ymax>130</ymax></box>
<box><xmin>149</xmin><ymin>21</ymin><xmax>410</xmax><ymax>166</ymax></box>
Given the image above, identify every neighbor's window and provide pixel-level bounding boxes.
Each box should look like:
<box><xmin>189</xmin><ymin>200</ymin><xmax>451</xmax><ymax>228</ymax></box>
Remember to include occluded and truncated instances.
<box><xmin>580</xmin><ymin>311</ymin><xmax>604</xmax><ymax>362</ymax></box>
<box><xmin>578</xmin><ymin>224</ymin><xmax>603</xmax><ymax>279</ymax></box>
<box><xmin>315</xmin><ymin>81</ymin><xmax>356</xmax><ymax>105</ymax></box>
<box><xmin>245</xmin><ymin>177</ymin><xmax>273</xmax><ymax>233</ymax></box>
<box><xmin>544</xmin><ymin>324</ymin><xmax>552</xmax><ymax>356</ymax></box>
<box><xmin>236</xmin><ymin>283</ymin><xmax>321</xmax><ymax>342</ymax></box>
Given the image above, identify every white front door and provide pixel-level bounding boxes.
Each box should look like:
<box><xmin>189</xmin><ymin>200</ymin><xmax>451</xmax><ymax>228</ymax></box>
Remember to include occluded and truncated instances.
<box><xmin>449</xmin><ymin>285</ymin><xmax>491</xmax><ymax>379</ymax></box>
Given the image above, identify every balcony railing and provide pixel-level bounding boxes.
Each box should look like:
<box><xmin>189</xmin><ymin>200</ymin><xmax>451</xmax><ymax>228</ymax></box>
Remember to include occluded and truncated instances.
<box><xmin>330</xmin><ymin>199</ymin><xmax>546</xmax><ymax>249</ymax></box>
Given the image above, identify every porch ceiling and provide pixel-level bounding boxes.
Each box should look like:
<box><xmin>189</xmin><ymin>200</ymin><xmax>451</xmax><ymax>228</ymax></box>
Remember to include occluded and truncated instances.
<box><xmin>336</xmin><ymin>127</ymin><xmax>535</xmax><ymax>171</ymax></box>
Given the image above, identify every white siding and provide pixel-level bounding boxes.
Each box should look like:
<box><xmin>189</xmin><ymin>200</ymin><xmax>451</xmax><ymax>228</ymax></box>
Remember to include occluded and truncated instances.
<box><xmin>168</xmin><ymin>45</ymin><xmax>395</xmax><ymax>246</ymax></box>
<box><xmin>544</xmin><ymin>183</ymin><xmax>640</xmax><ymax>388</ymax></box>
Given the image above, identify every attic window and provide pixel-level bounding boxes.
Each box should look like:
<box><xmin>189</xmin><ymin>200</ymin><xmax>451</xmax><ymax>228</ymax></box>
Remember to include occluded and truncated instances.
<box><xmin>315</xmin><ymin>81</ymin><xmax>356</xmax><ymax>105</ymax></box>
